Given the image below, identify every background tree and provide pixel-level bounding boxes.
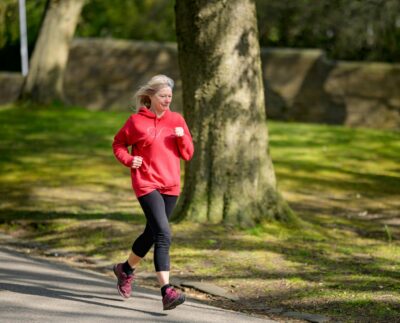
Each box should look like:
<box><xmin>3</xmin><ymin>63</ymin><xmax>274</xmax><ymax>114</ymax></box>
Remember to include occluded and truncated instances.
<box><xmin>21</xmin><ymin>0</ymin><xmax>86</xmax><ymax>104</ymax></box>
<box><xmin>174</xmin><ymin>0</ymin><xmax>294</xmax><ymax>225</ymax></box>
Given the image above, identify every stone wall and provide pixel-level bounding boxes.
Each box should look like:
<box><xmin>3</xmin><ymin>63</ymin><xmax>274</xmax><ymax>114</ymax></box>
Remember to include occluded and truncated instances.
<box><xmin>64</xmin><ymin>38</ymin><xmax>182</xmax><ymax>111</ymax></box>
<box><xmin>262</xmin><ymin>48</ymin><xmax>400</xmax><ymax>129</ymax></box>
<box><xmin>0</xmin><ymin>72</ymin><xmax>24</xmax><ymax>104</ymax></box>
<box><xmin>1</xmin><ymin>38</ymin><xmax>399</xmax><ymax>129</ymax></box>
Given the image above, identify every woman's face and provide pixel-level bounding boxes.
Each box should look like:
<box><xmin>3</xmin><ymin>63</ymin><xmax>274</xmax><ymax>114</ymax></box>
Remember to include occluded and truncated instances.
<box><xmin>150</xmin><ymin>86</ymin><xmax>172</xmax><ymax>114</ymax></box>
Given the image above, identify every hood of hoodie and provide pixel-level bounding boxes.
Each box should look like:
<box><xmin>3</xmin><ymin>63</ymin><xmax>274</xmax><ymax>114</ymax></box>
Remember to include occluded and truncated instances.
<box><xmin>138</xmin><ymin>106</ymin><xmax>170</xmax><ymax>119</ymax></box>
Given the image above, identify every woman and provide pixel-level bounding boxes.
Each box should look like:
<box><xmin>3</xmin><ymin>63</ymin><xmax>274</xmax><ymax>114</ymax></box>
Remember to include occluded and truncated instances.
<box><xmin>112</xmin><ymin>75</ymin><xmax>194</xmax><ymax>310</ymax></box>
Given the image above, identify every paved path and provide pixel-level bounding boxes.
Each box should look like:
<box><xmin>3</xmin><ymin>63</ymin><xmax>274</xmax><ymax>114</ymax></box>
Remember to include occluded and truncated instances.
<box><xmin>0</xmin><ymin>247</ymin><xmax>275</xmax><ymax>322</ymax></box>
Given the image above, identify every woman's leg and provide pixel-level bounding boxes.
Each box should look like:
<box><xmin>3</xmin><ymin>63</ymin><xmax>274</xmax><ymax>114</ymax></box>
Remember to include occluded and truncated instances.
<box><xmin>137</xmin><ymin>191</ymin><xmax>177</xmax><ymax>278</ymax></box>
<box><xmin>162</xmin><ymin>194</ymin><xmax>179</xmax><ymax>220</ymax></box>
<box><xmin>113</xmin><ymin>197</ymin><xmax>158</xmax><ymax>298</ymax></box>
<box><xmin>127</xmin><ymin>251</ymin><xmax>142</xmax><ymax>268</ymax></box>
<box><xmin>126</xmin><ymin>193</ymin><xmax>177</xmax><ymax>277</ymax></box>
<box><xmin>155</xmin><ymin>194</ymin><xmax>178</xmax><ymax>286</ymax></box>
<box><xmin>117</xmin><ymin>190</ymin><xmax>184</xmax><ymax>308</ymax></box>
<box><xmin>139</xmin><ymin>192</ymin><xmax>184</xmax><ymax>310</ymax></box>
<box><xmin>130</xmin><ymin>222</ymin><xmax>154</xmax><ymax>268</ymax></box>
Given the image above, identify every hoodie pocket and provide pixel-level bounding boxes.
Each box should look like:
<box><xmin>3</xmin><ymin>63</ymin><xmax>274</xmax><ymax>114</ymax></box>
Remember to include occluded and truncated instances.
<box><xmin>139</xmin><ymin>158</ymin><xmax>150</xmax><ymax>173</ymax></box>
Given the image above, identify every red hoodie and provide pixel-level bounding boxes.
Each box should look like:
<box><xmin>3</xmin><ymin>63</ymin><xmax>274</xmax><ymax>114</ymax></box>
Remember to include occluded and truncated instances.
<box><xmin>112</xmin><ymin>107</ymin><xmax>194</xmax><ymax>197</ymax></box>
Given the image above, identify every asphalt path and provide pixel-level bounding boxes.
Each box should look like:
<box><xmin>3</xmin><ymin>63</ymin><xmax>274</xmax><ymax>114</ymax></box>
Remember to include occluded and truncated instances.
<box><xmin>0</xmin><ymin>247</ymin><xmax>276</xmax><ymax>322</ymax></box>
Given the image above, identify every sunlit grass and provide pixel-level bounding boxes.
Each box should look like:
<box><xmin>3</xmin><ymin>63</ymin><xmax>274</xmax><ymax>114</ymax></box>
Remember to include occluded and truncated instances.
<box><xmin>0</xmin><ymin>103</ymin><xmax>399</xmax><ymax>322</ymax></box>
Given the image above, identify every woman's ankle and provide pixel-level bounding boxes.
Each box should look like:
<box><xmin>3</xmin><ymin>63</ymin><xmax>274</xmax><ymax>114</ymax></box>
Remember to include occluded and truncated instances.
<box><xmin>122</xmin><ymin>260</ymin><xmax>134</xmax><ymax>275</ymax></box>
<box><xmin>161</xmin><ymin>283</ymin><xmax>172</xmax><ymax>297</ymax></box>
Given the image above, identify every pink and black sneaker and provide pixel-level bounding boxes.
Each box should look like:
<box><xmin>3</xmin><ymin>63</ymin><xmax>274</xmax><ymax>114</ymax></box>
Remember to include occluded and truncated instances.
<box><xmin>162</xmin><ymin>286</ymin><xmax>186</xmax><ymax>310</ymax></box>
<box><xmin>113</xmin><ymin>263</ymin><xmax>135</xmax><ymax>298</ymax></box>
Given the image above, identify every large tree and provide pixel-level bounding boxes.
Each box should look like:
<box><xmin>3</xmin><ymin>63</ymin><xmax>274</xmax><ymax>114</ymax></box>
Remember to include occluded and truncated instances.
<box><xmin>21</xmin><ymin>0</ymin><xmax>86</xmax><ymax>104</ymax></box>
<box><xmin>174</xmin><ymin>0</ymin><xmax>294</xmax><ymax>225</ymax></box>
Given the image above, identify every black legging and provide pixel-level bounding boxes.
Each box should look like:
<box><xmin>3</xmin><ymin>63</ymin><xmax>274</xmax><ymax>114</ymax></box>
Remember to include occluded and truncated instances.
<box><xmin>132</xmin><ymin>190</ymin><xmax>178</xmax><ymax>272</ymax></box>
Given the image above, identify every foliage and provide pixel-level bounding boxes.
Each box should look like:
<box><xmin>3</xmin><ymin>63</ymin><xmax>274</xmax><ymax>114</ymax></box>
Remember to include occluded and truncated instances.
<box><xmin>0</xmin><ymin>103</ymin><xmax>399</xmax><ymax>321</ymax></box>
<box><xmin>1</xmin><ymin>0</ymin><xmax>400</xmax><ymax>71</ymax></box>
<box><xmin>0</xmin><ymin>0</ymin><xmax>47</xmax><ymax>71</ymax></box>
<box><xmin>77</xmin><ymin>0</ymin><xmax>175</xmax><ymax>41</ymax></box>
<box><xmin>256</xmin><ymin>0</ymin><xmax>400</xmax><ymax>62</ymax></box>
<box><xmin>0</xmin><ymin>0</ymin><xmax>175</xmax><ymax>71</ymax></box>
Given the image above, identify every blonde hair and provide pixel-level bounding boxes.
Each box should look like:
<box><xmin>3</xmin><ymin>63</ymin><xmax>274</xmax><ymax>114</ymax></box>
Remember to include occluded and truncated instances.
<box><xmin>134</xmin><ymin>75</ymin><xmax>174</xmax><ymax>111</ymax></box>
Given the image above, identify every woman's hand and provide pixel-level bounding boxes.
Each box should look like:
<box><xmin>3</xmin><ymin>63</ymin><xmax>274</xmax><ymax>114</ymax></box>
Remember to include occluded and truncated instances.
<box><xmin>131</xmin><ymin>156</ymin><xmax>143</xmax><ymax>169</ymax></box>
<box><xmin>174</xmin><ymin>127</ymin><xmax>184</xmax><ymax>137</ymax></box>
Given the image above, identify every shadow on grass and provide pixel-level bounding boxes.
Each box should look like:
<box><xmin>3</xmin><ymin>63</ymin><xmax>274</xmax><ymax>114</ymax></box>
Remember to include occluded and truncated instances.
<box><xmin>0</xmin><ymin>209</ymin><xmax>144</xmax><ymax>223</ymax></box>
<box><xmin>171</xmin><ymin>221</ymin><xmax>400</xmax><ymax>288</ymax></box>
<box><xmin>239</xmin><ymin>294</ymin><xmax>400</xmax><ymax>322</ymax></box>
<box><xmin>0</xmin><ymin>209</ymin><xmax>147</xmax><ymax>259</ymax></box>
<box><xmin>275</xmin><ymin>159</ymin><xmax>400</xmax><ymax>196</ymax></box>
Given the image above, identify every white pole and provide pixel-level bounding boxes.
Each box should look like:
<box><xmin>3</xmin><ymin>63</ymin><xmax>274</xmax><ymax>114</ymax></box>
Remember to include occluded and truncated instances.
<box><xmin>18</xmin><ymin>0</ymin><xmax>29</xmax><ymax>76</ymax></box>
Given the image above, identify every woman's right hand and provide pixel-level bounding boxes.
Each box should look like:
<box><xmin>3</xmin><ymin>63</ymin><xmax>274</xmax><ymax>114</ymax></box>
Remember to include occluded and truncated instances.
<box><xmin>131</xmin><ymin>156</ymin><xmax>143</xmax><ymax>169</ymax></box>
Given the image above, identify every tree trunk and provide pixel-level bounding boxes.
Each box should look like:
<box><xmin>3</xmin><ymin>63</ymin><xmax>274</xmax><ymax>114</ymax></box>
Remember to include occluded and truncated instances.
<box><xmin>21</xmin><ymin>0</ymin><xmax>85</xmax><ymax>104</ymax></box>
<box><xmin>174</xmin><ymin>0</ymin><xmax>295</xmax><ymax>225</ymax></box>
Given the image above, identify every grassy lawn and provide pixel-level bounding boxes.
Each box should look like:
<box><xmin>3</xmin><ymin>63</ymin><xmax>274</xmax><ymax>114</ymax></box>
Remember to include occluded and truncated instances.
<box><xmin>0</xmin><ymin>103</ymin><xmax>399</xmax><ymax>322</ymax></box>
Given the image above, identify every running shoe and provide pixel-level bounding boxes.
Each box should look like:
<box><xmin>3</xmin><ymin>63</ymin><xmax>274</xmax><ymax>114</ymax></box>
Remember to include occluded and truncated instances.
<box><xmin>113</xmin><ymin>263</ymin><xmax>135</xmax><ymax>298</ymax></box>
<box><xmin>162</xmin><ymin>286</ymin><xmax>186</xmax><ymax>310</ymax></box>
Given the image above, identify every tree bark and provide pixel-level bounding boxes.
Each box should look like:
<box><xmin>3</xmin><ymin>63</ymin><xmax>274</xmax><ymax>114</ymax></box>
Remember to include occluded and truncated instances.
<box><xmin>174</xmin><ymin>0</ymin><xmax>295</xmax><ymax>225</ymax></box>
<box><xmin>21</xmin><ymin>0</ymin><xmax>85</xmax><ymax>104</ymax></box>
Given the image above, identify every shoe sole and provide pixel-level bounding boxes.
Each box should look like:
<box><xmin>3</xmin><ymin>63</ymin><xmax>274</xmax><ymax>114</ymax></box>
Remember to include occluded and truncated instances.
<box><xmin>163</xmin><ymin>294</ymin><xmax>186</xmax><ymax>310</ymax></box>
<box><xmin>113</xmin><ymin>265</ymin><xmax>131</xmax><ymax>299</ymax></box>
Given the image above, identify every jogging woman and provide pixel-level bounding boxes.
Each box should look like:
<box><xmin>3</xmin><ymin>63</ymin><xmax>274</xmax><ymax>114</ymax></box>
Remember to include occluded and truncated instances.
<box><xmin>112</xmin><ymin>75</ymin><xmax>194</xmax><ymax>310</ymax></box>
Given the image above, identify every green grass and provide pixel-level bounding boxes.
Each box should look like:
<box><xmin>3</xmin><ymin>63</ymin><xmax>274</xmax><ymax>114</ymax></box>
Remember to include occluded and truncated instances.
<box><xmin>0</xmin><ymin>103</ymin><xmax>399</xmax><ymax>322</ymax></box>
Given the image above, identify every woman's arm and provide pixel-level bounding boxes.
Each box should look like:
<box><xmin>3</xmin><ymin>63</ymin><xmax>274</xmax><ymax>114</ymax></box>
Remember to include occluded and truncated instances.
<box><xmin>112</xmin><ymin>117</ymin><xmax>135</xmax><ymax>167</ymax></box>
<box><xmin>175</xmin><ymin>117</ymin><xmax>194</xmax><ymax>161</ymax></box>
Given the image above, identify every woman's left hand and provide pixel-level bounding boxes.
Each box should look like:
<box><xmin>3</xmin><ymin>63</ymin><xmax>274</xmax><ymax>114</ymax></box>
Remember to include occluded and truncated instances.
<box><xmin>174</xmin><ymin>127</ymin><xmax>184</xmax><ymax>137</ymax></box>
